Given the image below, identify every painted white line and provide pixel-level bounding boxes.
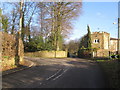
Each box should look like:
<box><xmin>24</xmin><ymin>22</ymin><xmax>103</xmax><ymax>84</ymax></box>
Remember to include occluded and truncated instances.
<box><xmin>46</xmin><ymin>69</ymin><xmax>62</xmax><ymax>80</ymax></box>
<box><xmin>53</xmin><ymin>73</ymin><xmax>63</xmax><ymax>80</ymax></box>
<box><xmin>53</xmin><ymin>68</ymin><xmax>69</xmax><ymax>80</ymax></box>
<box><xmin>63</xmin><ymin>68</ymin><xmax>68</xmax><ymax>73</ymax></box>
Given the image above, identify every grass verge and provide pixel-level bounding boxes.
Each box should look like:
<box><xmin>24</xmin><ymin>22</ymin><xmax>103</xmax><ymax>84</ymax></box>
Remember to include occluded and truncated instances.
<box><xmin>97</xmin><ymin>60</ymin><xmax>120</xmax><ymax>88</ymax></box>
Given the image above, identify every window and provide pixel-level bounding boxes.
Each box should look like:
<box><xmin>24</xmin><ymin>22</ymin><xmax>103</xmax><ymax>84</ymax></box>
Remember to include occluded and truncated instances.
<box><xmin>94</xmin><ymin>39</ymin><xmax>99</xmax><ymax>43</ymax></box>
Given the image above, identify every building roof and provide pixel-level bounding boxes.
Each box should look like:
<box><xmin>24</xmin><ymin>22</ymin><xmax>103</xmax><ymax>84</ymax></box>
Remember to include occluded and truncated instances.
<box><xmin>91</xmin><ymin>31</ymin><xmax>109</xmax><ymax>35</ymax></box>
<box><xmin>110</xmin><ymin>38</ymin><xmax>118</xmax><ymax>40</ymax></box>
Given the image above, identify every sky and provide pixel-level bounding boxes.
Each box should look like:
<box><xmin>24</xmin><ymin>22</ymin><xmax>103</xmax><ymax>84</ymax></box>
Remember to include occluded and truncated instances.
<box><xmin>1</xmin><ymin>1</ymin><xmax>118</xmax><ymax>42</ymax></box>
<box><xmin>67</xmin><ymin>2</ymin><xmax>118</xmax><ymax>42</ymax></box>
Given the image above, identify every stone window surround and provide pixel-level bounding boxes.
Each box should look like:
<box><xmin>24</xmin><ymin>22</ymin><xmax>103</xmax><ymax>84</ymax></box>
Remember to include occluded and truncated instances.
<box><xmin>94</xmin><ymin>39</ymin><xmax>99</xmax><ymax>43</ymax></box>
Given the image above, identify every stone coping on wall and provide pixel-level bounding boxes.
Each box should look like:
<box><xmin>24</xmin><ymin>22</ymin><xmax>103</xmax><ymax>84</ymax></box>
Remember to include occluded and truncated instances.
<box><xmin>2</xmin><ymin>59</ymin><xmax>35</xmax><ymax>76</ymax></box>
<box><xmin>25</xmin><ymin>50</ymin><xmax>67</xmax><ymax>58</ymax></box>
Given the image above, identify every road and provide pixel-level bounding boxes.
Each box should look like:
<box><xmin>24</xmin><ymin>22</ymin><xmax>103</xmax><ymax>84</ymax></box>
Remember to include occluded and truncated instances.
<box><xmin>2</xmin><ymin>57</ymin><xmax>106</xmax><ymax>88</ymax></box>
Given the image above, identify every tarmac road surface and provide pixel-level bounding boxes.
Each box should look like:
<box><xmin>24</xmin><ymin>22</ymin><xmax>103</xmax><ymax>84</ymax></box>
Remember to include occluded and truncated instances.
<box><xmin>2</xmin><ymin>57</ymin><xmax>106</xmax><ymax>88</ymax></box>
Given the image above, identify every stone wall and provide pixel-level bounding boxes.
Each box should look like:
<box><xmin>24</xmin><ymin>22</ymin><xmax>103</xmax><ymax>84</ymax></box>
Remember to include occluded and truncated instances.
<box><xmin>0</xmin><ymin>32</ymin><xmax>24</xmax><ymax>71</ymax></box>
<box><xmin>0</xmin><ymin>32</ymin><xmax>2</xmax><ymax>71</ymax></box>
<box><xmin>25</xmin><ymin>51</ymin><xmax>67</xmax><ymax>58</ymax></box>
<box><xmin>103</xmin><ymin>32</ymin><xmax>110</xmax><ymax>49</ymax></box>
<box><xmin>96</xmin><ymin>49</ymin><xmax>109</xmax><ymax>57</ymax></box>
<box><xmin>91</xmin><ymin>31</ymin><xmax>110</xmax><ymax>50</ymax></box>
<box><xmin>91</xmin><ymin>31</ymin><xmax>110</xmax><ymax>57</ymax></box>
<box><xmin>110</xmin><ymin>39</ymin><xmax>118</xmax><ymax>52</ymax></box>
<box><xmin>91</xmin><ymin>32</ymin><xmax>103</xmax><ymax>49</ymax></box>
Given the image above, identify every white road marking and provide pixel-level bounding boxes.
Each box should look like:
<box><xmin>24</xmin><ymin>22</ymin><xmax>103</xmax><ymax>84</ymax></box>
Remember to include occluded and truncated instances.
<box><xmin>53</xmin><ymin>68</ymin><xmax>69</xmax><ymax>80</ymax></box>
<box><xmin>46</xmin><ymin>69</ymin><xmax>62</xmax><ymax>80</ymax></box>
<box><xmin>63</xmin><ymin>68</ymin><xmax>68</xmax><ymax>73</ymax></box>
<box><xmin>52</xmin><ymin>73</ymin><xmax>63</xmax><ymax>80</ymax></box>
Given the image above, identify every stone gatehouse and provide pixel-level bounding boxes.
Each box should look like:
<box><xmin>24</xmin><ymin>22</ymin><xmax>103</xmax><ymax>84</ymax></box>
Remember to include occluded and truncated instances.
<box><xmin>91</xmin><ymin>31</ymin><xmax>118</xmax><ymax>57</ymax></box>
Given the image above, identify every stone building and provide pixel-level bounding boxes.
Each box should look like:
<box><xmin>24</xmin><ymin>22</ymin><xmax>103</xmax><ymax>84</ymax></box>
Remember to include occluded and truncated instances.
<box><xmin>109</xmin><ymin>38</ymin><xmax>118</xmax><ymax>52</ymax></box>
<box><xmin>91</xmin><ymin>31</ymin><xmax>118</xmax><ymax>57</ymax></box>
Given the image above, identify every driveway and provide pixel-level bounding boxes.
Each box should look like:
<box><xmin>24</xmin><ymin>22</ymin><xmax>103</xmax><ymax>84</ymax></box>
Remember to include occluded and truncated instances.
<box><xmin>2</xmin><ymin>57</ymin><xmax>106</xmax><ymax>88</ymax></box>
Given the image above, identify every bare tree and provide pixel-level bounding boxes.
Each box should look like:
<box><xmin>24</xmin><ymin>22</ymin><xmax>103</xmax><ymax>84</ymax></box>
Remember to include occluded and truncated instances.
<box><xmin>24</xmin><ymin>2</ymin><xmax>37</xmax><ymax>42</ymax></box>
<box><xmin>1</xmin><ymin>2</ymin><xmax>82</xmax><ymax>51</ymax></box>
<box><xmin>49</xmin><ymin>2</ymin><xmax>82</xmax><ymax>50</ymax></box>
<box><xmin>10</xmin><ymin>8</ymin><xmax>18</xmax><ymax>34</ymax></box>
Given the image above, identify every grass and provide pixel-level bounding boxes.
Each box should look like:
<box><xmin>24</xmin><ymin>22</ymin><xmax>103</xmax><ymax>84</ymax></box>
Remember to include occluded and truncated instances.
<box><xmin>97</xmin><ymin>59</ymin><xmax>120</xmax><ymax>88</ymax></box>
<box><xmin>96</xmin><ymin>60</ymin><xmax>111</xmax><ymax>62</ymax></box>
<box><xmin>3</xmin><ymin>56</ymin><xmax>10</xmax><ymax>59</ymax></box>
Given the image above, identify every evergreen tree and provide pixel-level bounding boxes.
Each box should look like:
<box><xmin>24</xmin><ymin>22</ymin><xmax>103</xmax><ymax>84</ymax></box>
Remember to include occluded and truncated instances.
<box><xmin>87</xmin><ymin>25</ymin><xmax>92</xmax><ymax>49</ymax></box>
<box><xmin>1</xmin><ymin>15</ymin><xmax>9</xmax><ymax>33</ymax></box>
<box><xmin>78</xmin><ymin>25</ymin><xmax>92</xmax><ymax>58</ymax></box>
<box><xmin>0</xmin><ymin>8</ymin><xmax>9</xmax><ymax>33</ymax></box>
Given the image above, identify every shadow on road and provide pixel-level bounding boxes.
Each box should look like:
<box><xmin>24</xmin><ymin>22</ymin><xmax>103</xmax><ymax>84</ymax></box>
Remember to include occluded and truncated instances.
<box><xmin>2</xmin><ymin>63</ymin><xmax>66</xmax><ymax>88</ymax></box>
<box><xmin>2</xmin><ymin>57</ymin><xmax>107</xmax><ymax>88</ymax></box>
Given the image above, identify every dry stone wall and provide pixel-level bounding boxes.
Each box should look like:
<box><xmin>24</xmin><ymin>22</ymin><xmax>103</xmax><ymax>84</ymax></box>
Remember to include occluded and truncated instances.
<box><xmin>0</xmin><ymin>32</ymin><xmax>24</xmax><ymax>71</ymax></box>
<box><xmin>0</xmin><ymin>32</ymin><xmax>2</xmax><ymax>71</ymax></box>
<box><xmin>25</xmin><ymin>51</ymin><xmax>67</xmax><ymax>58</ymax></box>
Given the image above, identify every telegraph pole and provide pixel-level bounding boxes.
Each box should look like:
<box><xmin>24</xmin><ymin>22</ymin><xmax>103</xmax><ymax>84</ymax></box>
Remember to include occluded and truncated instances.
<box><xmin>118</xmin><ymin>18</ymin><xmax>120</xmax><ymax>54</ymax></box>
<box><xmin>118</xmin><ymin>1</ymin><xmax>120</xmax><ymax>55</ymax></box>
